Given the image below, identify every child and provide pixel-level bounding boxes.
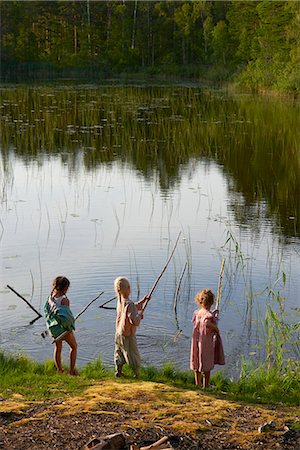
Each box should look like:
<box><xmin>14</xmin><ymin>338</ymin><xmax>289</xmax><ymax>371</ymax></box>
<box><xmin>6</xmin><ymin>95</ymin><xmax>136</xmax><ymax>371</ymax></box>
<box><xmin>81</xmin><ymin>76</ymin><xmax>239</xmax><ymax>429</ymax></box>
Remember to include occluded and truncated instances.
<box><xmin>44</xmin><ymin>276</ymin><xmax>78</xmax><ymax>375</ymax></box>
<box><xmin>190</xmin><ymin>288</ymin><xmax>225</xmax><ymax>388</ymax></box>
<box><xmin>114</xmin><ymin>276</ymin><xmax>150</xmax><ymax>378</ymax></box>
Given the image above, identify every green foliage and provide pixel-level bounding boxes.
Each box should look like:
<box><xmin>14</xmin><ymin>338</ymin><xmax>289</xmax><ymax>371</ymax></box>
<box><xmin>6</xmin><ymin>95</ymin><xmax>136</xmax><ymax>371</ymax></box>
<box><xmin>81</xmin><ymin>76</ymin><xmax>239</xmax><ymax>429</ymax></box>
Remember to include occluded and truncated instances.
<box><xmin>0</xmin><ymin>1</ymin><xmax>299</xmax><ymax>93</ymax></box>
<box><xmin>230</xmin><ymin>360</ymin><xmax>300</xmax><ymax>405</ymax></box>
<box><xmin>81</xmin><ymin>357</ymin><xmax>110</xmax><ymax>379</ymax></box>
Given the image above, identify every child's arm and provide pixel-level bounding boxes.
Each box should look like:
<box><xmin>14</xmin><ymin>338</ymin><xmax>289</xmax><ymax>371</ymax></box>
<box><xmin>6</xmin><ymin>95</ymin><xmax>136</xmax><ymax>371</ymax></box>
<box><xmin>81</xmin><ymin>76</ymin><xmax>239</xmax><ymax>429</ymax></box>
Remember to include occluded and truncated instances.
<box><xmin>212</xmin><ymin>309</ymin><xmax>219</xmax><ymax>320</ymax></box>
<box><xmin>128</xmin><ymin>303</ymin><xmax>143</xmax><ymax>325</ymax></box>
<box><xmin>61</xmin><ymin>297</ymin><xmax>70</xmax><ymax>306</ymax></box>
<box><xmin>135</xmin><ymin>294</ymin><xmax>151</xmax><ymax>310</ymax></box>
<box><xmin>205</xmin><ymin>319</ymin><xmax>220</xmax><ymax>334</ymax></box>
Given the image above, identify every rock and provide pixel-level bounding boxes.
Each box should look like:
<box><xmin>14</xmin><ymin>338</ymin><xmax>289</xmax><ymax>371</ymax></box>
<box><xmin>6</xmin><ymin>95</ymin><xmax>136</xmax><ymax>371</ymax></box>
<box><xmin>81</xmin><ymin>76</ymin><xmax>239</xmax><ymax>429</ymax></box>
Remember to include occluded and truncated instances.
<box><xmin>258</xmin><ymin>421</ymin><xmax>276</xmax><ymax>433</ymax></box>
<box><xmin>280</xmin><ymin>426</ymin><xmax>297</xmax><ymax>442</ymax></box>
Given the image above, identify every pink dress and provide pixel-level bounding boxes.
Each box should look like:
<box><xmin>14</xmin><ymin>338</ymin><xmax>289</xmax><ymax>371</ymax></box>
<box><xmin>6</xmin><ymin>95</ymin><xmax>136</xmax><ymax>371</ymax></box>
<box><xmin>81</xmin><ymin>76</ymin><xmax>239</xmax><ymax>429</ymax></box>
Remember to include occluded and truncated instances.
<box><xmin>190</xmin><ymin>310</ymin><xmax>225</xmax><ymax>372</ymax></box>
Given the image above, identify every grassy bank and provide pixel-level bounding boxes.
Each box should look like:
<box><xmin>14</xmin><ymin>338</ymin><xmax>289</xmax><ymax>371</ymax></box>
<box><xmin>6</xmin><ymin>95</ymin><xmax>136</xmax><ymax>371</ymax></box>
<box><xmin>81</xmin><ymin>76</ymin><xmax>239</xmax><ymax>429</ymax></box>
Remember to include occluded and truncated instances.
<box><xmin>0</xmin><ymin>352</ymin><xmax>299</xmax><ymax>406</ymax></box>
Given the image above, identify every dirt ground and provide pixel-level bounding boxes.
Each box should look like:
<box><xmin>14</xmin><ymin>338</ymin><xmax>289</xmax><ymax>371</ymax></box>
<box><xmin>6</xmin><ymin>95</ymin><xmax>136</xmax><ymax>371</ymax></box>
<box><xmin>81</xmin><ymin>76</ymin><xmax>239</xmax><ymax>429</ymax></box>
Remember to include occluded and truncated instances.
<box><xmin>0</xmin><ymin>381</ymin><xmax>299</xmax><ymax>450</ymax></box>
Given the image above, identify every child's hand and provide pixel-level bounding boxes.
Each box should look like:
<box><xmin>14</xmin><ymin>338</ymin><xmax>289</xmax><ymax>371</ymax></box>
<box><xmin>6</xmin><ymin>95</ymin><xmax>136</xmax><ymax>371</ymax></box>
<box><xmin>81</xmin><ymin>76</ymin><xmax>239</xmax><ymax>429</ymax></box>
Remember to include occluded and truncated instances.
<box><xmin>213</xmin><ymin>309</ymin><xmax>219</xmax><ymax>318</ymax></box>
<box><xmin>142</xmin><ymin>294</ymin><xmax>151</xmax><ymax>303</ymax></box>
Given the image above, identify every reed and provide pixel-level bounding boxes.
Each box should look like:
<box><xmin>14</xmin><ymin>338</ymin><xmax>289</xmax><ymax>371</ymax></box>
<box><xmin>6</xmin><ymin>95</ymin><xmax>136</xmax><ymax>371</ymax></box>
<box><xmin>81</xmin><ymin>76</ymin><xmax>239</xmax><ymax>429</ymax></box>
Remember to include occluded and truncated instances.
<box><xmin>1</xmin><ymin>85</ymin><xmax>299</xmax><ymax>238</ymax></box>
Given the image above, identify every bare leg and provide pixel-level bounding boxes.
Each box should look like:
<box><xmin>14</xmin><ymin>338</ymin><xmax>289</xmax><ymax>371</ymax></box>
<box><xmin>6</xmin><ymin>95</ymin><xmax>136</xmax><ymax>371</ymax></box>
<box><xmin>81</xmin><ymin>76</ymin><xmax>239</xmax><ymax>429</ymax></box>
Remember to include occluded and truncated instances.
<box><xmin>194</xmin><ymin>370</ymin><xmax>202</xmax><ymax>385</ymax></box>
<box><xmin>203</xmin><ymin>371</ymin><xmax>210</xmax><ymax>388</ymax></box>
<box><xmin>64</xmin><ymin>332</ymin><xmax>78</xmax><ymax>375</ymax></box>
<box><xmin>115</xmin><ymin>364</ymin><xmax>125</xmax><ymax>377</ymax></box>
<box><xmin>54</xmin><ymin>340</ymin><xmax>64</xmax><ymax>372</ymax></box>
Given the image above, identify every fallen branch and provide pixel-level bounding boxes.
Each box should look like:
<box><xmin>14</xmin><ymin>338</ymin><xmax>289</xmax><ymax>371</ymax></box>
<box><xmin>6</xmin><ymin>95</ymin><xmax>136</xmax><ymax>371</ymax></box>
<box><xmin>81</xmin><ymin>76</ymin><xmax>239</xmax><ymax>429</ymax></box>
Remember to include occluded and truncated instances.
<box><xmin>7</xmin><ymin>284</ymin><xmax>42</xmax><ymax>320</ymax></box>
<box><xmin>142</xmin><ymin>231</ymin><xmax>181</xmax><ymax>312</ymax></box>
<box><xmin>140</xmin><ymin>436</ymin><xmax>169</xmax><ymax>450</ymax></box>
<box><xmin>134</xmin><ymin>436</ymin><xmax>174</xmax><ymax>450</ymax></box>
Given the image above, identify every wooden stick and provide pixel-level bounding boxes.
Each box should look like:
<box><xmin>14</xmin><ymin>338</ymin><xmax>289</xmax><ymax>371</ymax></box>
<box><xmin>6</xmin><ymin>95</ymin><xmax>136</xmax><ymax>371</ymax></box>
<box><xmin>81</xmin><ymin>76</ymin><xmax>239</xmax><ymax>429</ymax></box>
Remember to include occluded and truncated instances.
<box><xmin>98</xmin><ymin>295</ymin><xmax>117</xmax><ymax>309</ymax></box>
<box><xmin>29</xmin><ymin>316</ymin><xmax>41</xmax><ymax>325</ymax></box>
<box><xmin>7</xmin><ymin>284</ymin><xmax>42</xmax><ymax>319</ymax></box>
<box><xmin>216</xmin><ymin>258</ymin><xmax>225</xmax><ymax>311</ymax></box>
<box><xmin>140</xmin><ymin>436</ymin><xmax>169</xmax><ymax>450</ymax></box>
<box><xmin>75</xmin><ymin>291</ymin><xmax>104</xmax><ymax>320</ymax></box>
<box><xmin>51</xmin><ymin>291</ymin><xmax>104</xmax><ymax>344</ymax></box>
<box><xmin>142</xmin><ymin>231</ymin><xmax>181</xmax><ymax>311</ymax></box>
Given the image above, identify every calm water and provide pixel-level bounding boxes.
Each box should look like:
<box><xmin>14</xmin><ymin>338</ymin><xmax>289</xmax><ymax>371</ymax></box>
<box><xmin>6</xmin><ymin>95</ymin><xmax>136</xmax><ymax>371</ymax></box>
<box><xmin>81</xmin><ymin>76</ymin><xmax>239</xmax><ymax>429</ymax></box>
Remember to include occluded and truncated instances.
<box><xmin>0</xmin><ymin>84</ymin><xmax>299</xmax><ymax>373</ymax></box>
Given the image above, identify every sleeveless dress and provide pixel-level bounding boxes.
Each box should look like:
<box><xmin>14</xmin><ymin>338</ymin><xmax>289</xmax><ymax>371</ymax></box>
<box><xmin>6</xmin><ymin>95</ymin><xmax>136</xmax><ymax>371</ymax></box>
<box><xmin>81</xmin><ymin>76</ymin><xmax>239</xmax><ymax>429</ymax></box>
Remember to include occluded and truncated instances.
<box><xmin>190</xmin><ymin>310</ymin><xmax>225</xmax><ymax>372</ymax></box>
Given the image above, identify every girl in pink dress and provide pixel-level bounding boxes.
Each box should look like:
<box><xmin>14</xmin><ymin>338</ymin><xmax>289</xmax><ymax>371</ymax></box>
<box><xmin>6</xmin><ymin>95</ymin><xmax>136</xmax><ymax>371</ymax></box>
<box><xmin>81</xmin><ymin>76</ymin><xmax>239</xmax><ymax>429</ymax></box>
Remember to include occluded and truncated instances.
<box><xmin>190</xmin><ymin>288</ymin><xmax>225</xmax><ymax>388</ymax></box>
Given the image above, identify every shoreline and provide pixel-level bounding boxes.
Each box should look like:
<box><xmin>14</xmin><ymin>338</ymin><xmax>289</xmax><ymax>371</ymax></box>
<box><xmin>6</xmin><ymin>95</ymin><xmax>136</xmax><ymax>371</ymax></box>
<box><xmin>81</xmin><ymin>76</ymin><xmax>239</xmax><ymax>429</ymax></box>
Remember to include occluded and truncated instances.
<box><xmin>0</xmin><ymin>70</ymin><xmax>298</xmax><ymax>99</ymax></box>
<box><xmin>1</xmin><ymin>352</ymin><xmax>299</xmax><ymax>448</ymax></box>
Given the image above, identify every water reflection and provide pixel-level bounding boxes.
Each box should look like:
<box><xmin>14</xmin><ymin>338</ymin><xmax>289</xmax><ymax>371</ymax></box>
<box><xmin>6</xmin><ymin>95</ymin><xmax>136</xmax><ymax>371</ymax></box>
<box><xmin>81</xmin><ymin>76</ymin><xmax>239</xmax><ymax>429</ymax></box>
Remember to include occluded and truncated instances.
<box><xmin>1</xmin><ymin>86</ymin><xmax>299</xmax><ymax>238</ymax></box>
<box><xmin>0</xmin><ymin>85</ymin><xmax>299</xmax><ymax>371</ymax></box>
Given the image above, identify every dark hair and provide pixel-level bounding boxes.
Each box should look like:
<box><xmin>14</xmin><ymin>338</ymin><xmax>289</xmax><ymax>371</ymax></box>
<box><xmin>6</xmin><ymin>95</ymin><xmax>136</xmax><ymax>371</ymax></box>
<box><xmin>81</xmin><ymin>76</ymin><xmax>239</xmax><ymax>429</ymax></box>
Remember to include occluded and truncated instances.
<box><xmin>51</xmin><ymin>276</ymin><xmax>70</xmax><ymax>296</ymax></box>
<box><xmin>195</xmin><ymin>288</ymin><xmax>215</xmax><ymax>308</ymax></box>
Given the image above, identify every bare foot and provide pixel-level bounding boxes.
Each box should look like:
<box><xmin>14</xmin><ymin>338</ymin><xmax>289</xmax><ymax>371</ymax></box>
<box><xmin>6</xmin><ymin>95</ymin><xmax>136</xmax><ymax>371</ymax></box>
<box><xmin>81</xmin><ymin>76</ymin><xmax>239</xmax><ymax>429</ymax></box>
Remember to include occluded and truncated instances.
<box><xmin>115</xmin><ymin>372</ymin><xmax>125</xmax><ymax>378</ymax></box>
<box><xmin>68</xmin><ymin>369</ymin><xmax>79</xmax><ymax>376</ymax></box>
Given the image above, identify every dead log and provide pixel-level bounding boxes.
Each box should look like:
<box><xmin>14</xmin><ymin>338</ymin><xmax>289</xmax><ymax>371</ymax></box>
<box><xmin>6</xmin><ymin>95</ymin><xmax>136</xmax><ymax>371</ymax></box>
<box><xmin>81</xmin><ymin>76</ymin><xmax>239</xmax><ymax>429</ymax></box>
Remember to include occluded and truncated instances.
<box><xmin>82</xmin><ymin>432</ymin><xmax>126</xmax><ymax>450</ymax></box>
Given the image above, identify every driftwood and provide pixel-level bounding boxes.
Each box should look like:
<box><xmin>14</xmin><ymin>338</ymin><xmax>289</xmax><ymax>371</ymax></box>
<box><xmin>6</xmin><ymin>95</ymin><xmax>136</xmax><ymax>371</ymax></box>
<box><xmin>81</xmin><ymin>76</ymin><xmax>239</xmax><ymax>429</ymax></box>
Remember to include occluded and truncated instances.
<box><xmin>82</xmin><ymin>432</ymin><xmax>125</xmax><ymax>450</ymax></box>
<box><xmin>130</xmin><ymin>436</ymin><xmax>174</xmax><ymax>450</ymax></box>
<box><xmin>82</xmin><ymin>433</ymin><xmax>174</xmax><ymax>450</ymax></box>
<box><xmin>7</xmin><ymin>284</ymin><xmax>42</xmax><ymax>321</ymax></box>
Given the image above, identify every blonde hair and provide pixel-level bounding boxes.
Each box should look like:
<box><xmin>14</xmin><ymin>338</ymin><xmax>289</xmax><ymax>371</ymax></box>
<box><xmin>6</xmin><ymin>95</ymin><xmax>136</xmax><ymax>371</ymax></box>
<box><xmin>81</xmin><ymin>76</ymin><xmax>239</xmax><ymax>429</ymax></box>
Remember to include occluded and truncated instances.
<box><xmin>195</xmin><ymin>288</ymin><xmax>214</xmax><ymax>309</ymax></box>
<box><xmin>114</xmin><ymin>277</ymin><xmax>130</xmax><ymax>296</ymax></box>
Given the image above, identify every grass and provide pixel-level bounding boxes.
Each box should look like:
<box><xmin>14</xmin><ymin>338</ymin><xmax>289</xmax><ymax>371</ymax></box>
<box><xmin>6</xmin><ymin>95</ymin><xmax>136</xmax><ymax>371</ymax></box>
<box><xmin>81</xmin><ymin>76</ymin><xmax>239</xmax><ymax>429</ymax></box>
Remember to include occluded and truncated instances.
<box><xmin>1</xmin><ymin>351</ymin><xmax>299</xmax><ymax>406</ymax></box>
<box><xmin>0</xmin><ymin>352</ymin><xmax>109</xmax><ymax>401</ymax></box>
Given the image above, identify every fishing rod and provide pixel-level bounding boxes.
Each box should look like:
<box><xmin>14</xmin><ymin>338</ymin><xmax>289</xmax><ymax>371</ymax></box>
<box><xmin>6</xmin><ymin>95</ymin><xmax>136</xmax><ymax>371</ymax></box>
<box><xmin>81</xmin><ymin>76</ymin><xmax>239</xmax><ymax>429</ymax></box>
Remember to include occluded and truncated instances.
<box><xmin>142</xmin><ymin>231</ymin><xmax>182</xmax><ymax>311</ymax></box>
<box><xmin>97</xmin><ymin>232</ymin><xmax>182</xmax><ymax>312</ymax></box>
<box><xmin>216</xmin><ymin>258</ymin><xmax>225</xmax><ymax>311</ymax></box>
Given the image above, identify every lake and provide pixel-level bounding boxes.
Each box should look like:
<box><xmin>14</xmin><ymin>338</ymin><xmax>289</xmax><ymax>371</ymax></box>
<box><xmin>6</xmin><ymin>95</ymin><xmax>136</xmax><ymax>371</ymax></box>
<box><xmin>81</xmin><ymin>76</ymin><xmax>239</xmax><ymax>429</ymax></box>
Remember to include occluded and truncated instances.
<box><xmin>0</xmin><ymin>84</ymin><xmax>299</xmax><ymax>374</ymax></box>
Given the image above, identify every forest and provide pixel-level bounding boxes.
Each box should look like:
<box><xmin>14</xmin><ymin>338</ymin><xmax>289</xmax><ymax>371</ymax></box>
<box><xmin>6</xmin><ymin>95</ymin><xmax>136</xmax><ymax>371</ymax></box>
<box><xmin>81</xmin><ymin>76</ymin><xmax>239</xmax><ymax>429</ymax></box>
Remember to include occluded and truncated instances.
<box><xmin>0</xmin><ymin>1</ymin><xmax>300</xmax><ymax>91</ymax></box>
